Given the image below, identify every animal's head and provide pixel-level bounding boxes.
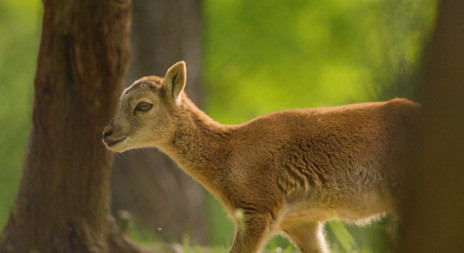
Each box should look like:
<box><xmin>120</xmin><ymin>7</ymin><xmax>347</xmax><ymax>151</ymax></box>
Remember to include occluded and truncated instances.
<box><xmin>102</xmin><ymin>61</ymin><xmax>187</xmax><ymax>152</ymax></box>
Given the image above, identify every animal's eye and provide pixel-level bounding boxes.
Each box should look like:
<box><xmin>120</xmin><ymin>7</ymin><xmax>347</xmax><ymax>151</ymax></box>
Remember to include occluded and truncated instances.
<box><xmin>135</xmin><ymin>102</ymin><xmax>153</xmax><ymax>112</ymax></box>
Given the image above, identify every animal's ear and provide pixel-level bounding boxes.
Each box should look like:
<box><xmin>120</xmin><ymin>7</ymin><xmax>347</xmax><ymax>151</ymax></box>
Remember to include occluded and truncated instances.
<box><xmin>165</xmin><ymin>61</ymin><xmax>186</xmax><ymax>106</ymax></box>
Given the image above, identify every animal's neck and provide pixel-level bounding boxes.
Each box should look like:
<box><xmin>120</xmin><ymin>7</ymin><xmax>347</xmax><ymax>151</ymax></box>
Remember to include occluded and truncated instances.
<box><xmin>160</xmin><ymin>96</ymin><xmax>233</xmax><ymax>192</ymax></box>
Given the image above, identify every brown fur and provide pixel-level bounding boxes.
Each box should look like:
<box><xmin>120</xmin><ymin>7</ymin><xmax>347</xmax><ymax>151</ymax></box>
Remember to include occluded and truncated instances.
<box><xmin>103</xmin><ymin>62</ymin><xmax>420</xmax><ymax>253</ymax></box>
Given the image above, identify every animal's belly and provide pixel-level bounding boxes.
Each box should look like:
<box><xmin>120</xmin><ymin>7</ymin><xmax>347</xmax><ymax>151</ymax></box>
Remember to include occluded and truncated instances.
<box><xmin>279</xmin><ymin>187</ymin><xmax>392</xmax><ymax>229</ymax></box>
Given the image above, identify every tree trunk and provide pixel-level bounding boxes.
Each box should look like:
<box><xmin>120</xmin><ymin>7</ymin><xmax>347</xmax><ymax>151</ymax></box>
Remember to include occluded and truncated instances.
<box><xmin>111</xmin><ymin>0</ymin><xmax>208</xmax><ymax>244</ymax></box>
<box><xmin>399</xmin><ymin>0</ymin><xmax>464</xmax><ymax>252</ymax></box>
<box><xmin>0</xmin><ymin>0</ymin><xmax>149</xmax><ymax>252</ymax></box>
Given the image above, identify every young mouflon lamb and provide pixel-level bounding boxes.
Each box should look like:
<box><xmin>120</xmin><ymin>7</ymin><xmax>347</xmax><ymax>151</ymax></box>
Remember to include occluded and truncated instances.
<box><xmin>102</xmin><ymin>61</ymin><xmax>419</xmax><ymax>253</ymax></box>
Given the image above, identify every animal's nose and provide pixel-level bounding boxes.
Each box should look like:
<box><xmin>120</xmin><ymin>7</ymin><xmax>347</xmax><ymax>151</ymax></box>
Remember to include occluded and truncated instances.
<box><xmin>102</xmin><ymin>129</ymin><xmax>112</xmax><ymax>139</ymax></box>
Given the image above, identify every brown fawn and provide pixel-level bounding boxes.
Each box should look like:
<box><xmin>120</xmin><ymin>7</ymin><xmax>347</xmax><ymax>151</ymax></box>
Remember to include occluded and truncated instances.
<box><xmin>102</xmin><ymin>61</ymin><xmax>419</xmax><ymax>253</ymax></box>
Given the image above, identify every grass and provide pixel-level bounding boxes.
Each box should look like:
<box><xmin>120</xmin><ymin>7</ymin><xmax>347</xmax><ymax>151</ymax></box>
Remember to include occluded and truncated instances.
<box><xmin>125</xmin><ymin>216</ymin><xmax>398</xmax><ymax>252</ymax></box>
<box><xmin>124</xmin><ymin>218</ymin><xmax>297</xmax><ymax>252</ymax></box>
<box><xmin>125</xmin><ymin>217</ymin><xmax>397</xmax><ymax>253</ymax></box>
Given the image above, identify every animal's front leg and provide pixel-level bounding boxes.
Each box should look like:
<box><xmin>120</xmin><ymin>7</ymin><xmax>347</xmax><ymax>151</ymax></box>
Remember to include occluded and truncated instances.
<box><xmin>229</xmin><ymin>212</ymin><xmax>271</xmax><ymax>253</ymax></box>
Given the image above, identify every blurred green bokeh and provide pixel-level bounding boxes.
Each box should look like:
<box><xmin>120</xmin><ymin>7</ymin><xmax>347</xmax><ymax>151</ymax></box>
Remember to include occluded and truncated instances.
<box><xmin>0</xmin><ymin>0</ymin><xmax>41</xmax><ymax>231</ymax></box>
<box><xmin>204</xmin><ymin>0</ymin><xmax>436</xmax><ymax>125</ymax></box>
<box><xmin>0</xmin><ymin>0</ymin><xmax>436</xmax><ymax>251</ymax></box>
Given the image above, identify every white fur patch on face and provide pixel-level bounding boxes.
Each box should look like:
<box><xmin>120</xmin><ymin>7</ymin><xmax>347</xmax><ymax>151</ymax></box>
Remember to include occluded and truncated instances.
<box><xmin>105</xmin><ymin>136</ymin><xmax>130</xmax><ymax>153</ymax></box>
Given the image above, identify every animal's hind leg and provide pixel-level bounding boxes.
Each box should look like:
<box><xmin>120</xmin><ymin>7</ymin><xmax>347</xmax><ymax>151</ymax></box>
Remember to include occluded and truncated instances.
<box><xmin>229</xmin><ymin>212</ymin><xmax>271</xmax><ymax>253</ymax></box>
<box><xmin>284</xmin><ymin>222</ymin><xmax>328</xmax><ymax>253</ymax></box>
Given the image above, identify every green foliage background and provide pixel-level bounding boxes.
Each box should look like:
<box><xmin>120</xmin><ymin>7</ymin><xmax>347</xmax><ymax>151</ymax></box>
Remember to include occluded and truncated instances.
<box><xmin>0</xmin><ymin>0</ymin><xmax>436</xmax><ymax>251</ymax></box>
<box><xmin>0</xmin><ymin>0</ymin><xmax>41</xmax><ymax>231</ymax></box>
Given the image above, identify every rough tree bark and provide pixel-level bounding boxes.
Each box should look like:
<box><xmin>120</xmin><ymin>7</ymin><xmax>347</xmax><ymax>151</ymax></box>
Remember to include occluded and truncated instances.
<box><xmin>0</xmin><ymin>0</ymin><xmax>150</xmax><ymax>252</ymax></box>
<box><xmin>399</xmin><ymin>0</ymin><xmax>464</xmax><ymax>252</ymax></box>
<box><xmin>111</xmin><ymin>0</ymin><xmax>208</xmax><ymax>244</ymax></box>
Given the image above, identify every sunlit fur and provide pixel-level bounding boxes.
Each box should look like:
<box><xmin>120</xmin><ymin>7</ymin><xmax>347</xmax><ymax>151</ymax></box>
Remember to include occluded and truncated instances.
<box><xmin>103</xmin><ymin>61</ymin><xmax>420</xmax><ymax>253</ymax></box>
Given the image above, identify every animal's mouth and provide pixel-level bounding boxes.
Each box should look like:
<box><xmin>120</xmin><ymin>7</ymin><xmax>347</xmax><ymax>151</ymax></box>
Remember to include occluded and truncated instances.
<box><xmin>104</xmin><ymin>136</ymin><xmax>127</xmax><ymax>147</ymax></box>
